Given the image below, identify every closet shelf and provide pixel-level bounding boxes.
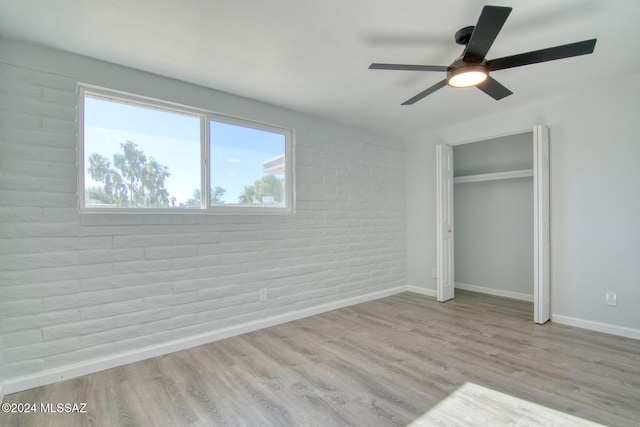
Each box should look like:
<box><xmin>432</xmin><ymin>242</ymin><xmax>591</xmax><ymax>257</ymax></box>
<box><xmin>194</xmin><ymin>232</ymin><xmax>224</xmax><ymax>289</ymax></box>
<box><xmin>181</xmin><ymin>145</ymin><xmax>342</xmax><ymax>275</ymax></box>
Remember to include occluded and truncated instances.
<box><xmin>454</xmin><ymin>169</ymin><xmax>533</xmax><ymax>184</ymax></box>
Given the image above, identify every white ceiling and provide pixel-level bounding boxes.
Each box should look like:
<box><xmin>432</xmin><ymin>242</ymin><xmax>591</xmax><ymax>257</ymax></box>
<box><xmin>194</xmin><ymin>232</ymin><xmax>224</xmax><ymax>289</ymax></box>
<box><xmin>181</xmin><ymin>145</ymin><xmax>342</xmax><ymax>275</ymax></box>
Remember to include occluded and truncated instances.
<box><xmin>2</xmin><ymin>0</ymin><xmax>639</xmax><ymax>138</ymax></box>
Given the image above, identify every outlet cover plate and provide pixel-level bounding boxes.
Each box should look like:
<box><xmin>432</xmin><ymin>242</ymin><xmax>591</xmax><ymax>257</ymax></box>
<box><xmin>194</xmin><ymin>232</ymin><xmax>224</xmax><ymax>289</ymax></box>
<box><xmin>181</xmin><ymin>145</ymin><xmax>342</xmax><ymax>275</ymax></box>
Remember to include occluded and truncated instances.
<box><xmin>605</xmin><ymin>291</ymin><xmax>617</xmax><ymax>306</ymax></box>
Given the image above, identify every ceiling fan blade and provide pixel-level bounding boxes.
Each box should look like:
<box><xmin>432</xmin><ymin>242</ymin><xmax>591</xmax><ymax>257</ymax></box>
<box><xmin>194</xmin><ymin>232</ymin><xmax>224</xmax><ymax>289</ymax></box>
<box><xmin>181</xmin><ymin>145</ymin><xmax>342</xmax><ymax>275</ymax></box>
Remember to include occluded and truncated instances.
<box><xmin>463</xmin><ymin>6</ymin><xmax>512</xmax><ymax>63</ymax></box>
<box><xmin>476</xmin><ymin>76</ymin><xmax>513</xmax><ymax>100</ymax></box>
<box><xmin>401</xmin><ymin>79</ymin><xmax>448</xmax><ymax>105</ymax></box>
<box><xmin>369</xmin><ymin>63</ymin><xmax>448</xmax><ymax>72</ymax></box>
<box><xmin>488</xmin><ymin>39</ymin><xmax>597</xmax><ymax>71</ymax></box>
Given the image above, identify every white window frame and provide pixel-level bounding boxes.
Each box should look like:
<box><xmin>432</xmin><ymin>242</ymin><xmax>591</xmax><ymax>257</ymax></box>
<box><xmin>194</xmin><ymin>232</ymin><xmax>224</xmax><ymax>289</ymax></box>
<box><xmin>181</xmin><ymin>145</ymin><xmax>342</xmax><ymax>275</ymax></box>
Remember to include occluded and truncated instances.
<box><xmin>78</xmin><ymin>85</ymin><xmax>294</xmax><ymax>214</ymax></box>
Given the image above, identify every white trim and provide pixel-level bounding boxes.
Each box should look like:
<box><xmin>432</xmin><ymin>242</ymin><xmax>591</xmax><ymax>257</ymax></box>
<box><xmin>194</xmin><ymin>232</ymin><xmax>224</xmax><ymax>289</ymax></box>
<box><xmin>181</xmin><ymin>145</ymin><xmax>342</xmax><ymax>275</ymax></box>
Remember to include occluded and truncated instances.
<box><xmin>436</xmin><ymin>144</ymin><xmax>454</xmax><ymax>302</ymax></box>
<box><xmin>0</xmin><ymin>382</ymin><xmax>4</xmax><ymax>403</ymax></box>
<box><xmin>447</xmin><ymin>128</ymin><xmax>533</xmax><ymax>147</ymax></box>
<box><xmin>455</xmin><ymin>282</ymin><xmax>533</xmax><ymax>302</ymax></box>
<box><xmin>2</xmin><ymin>286</ymin><xmax>407</xmax><ymax>395</ymax></box>
<box><xmin>407</xmin><ymin>286</ymin><xmax>437</xmax><ymax>298</ymax></box>
<box><xmin>77</xmin><ymin>85</ymin><xmax>85</xmax><ymax>213</ymax></box>
<box><xmin>533</xmin><ymin>125</ymin><xmax>550</xmax><ymax>324</ymax></box>
<box><xmin>453</xmin><ymin>169</ymin><xmax>533</xmax><ymax>184</ymax></box>
<box><xmin>552</xmin><ymin>315</ymin><xmax>640</xmax><ymax>341</ymax></box>
<box><xmin>201</xmin><ymin>114</ymin><xmax>210</xmax><ymax>208</ymax></box>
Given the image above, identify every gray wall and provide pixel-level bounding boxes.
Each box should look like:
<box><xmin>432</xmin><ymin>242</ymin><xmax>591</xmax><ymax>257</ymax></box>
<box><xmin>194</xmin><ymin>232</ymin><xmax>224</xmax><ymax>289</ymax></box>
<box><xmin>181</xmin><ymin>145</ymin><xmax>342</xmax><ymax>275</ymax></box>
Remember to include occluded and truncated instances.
<box><xmin>406</xmin><ymin>70</ymin><xmax>640</xmax><ymax>337</ymax></box>
<box><xmin>453</xmin><ymin>133</ymin><xmax>534</xmax><ymax>299</ymax></box>
<box><xmin>454</xmin><ymin>179</ymin><xmax>534</xmax><ymax>298</ymax></box>
<box><xmin>453</xmin><ymin>132</ymin><xmax>533</xmax><ymax>176</ymax></box>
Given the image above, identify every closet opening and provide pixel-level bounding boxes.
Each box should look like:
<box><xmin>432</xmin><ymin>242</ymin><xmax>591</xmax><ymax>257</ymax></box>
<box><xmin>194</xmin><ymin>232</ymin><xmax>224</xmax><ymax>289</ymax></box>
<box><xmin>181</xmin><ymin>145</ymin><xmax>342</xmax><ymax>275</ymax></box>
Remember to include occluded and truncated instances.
<box><xmin>436</xmin><ymin>125</ymin><xmax>550</xmax><ymax>324</ymax></box>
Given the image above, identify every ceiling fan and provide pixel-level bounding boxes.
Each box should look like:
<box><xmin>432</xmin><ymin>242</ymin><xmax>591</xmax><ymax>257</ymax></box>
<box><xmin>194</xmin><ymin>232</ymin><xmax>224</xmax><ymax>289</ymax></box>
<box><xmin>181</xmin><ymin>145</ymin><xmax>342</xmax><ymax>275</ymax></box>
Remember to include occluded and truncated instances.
<box><xmin>369</xmin><ymin>5</ymin><xmax>597</xmax><ymax>105</ymax></box>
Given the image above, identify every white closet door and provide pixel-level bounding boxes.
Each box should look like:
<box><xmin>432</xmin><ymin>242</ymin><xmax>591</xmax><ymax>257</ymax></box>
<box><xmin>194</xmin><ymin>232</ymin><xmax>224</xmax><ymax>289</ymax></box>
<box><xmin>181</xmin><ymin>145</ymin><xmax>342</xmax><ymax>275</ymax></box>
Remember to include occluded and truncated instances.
<box><xmin>534</xmin><ymin>125</ymin><xmax>550</xmax><ymax>324</ymax></box>
<box><xmin>436</xmin><ymin>144</ymin><xmax>455</xmax><ymax>302</ymax></box>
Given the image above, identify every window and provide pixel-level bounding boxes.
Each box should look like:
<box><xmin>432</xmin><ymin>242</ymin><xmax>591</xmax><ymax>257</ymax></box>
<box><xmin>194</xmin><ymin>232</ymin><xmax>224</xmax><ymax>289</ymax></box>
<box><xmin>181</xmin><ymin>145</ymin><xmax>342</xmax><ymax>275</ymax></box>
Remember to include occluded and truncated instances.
<box><xmin>210</xmin><ymin>120</ymin><xmax>287</xmax><ymax>208</ymax></box>
<box><xmin>79</xmin><ymin>87</ymin><xmax>292</xmax><ymax>212</ymax></box>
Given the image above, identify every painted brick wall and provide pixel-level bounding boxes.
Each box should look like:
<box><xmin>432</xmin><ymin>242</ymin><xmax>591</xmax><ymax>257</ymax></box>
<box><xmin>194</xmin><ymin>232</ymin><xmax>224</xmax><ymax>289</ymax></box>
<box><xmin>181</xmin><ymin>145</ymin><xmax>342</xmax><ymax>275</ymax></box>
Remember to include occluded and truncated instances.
<box><xmin>0</xmin><ymin>60</ymin><xmax>406</xmax><ymax>385</ymax></box>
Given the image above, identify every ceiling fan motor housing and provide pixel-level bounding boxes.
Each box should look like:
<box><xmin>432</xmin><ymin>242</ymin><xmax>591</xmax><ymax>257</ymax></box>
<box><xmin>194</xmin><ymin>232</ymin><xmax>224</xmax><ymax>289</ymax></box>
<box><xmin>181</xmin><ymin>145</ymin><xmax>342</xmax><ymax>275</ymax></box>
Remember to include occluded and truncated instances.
<box><xmin>455</xmin><ymin>26</ymin><xmax>475</xmax><ymax>46</ymax></box>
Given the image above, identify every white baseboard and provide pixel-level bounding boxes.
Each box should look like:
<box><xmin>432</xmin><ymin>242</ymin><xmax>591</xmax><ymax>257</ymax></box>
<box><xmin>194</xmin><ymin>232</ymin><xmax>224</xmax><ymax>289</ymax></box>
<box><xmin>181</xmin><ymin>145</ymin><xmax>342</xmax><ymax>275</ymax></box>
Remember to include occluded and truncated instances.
<box><xmin>3</xmin><ymin>286</ymin><xmax>408</xmax><ymax>395</ymax></box>
<box><xmin>552</xmin><ymin>315</ymin><xmax>640</xmax><ymax>340</ymax></box>
<box><xmin>406</xmin><ymin>286</ymin><xmax>437</xmax><ymax>298</ymax></box>
<box><xmin>455</xmin><ymin>282</ymin><xmax>533</xmax><ymax>302</ymax></box>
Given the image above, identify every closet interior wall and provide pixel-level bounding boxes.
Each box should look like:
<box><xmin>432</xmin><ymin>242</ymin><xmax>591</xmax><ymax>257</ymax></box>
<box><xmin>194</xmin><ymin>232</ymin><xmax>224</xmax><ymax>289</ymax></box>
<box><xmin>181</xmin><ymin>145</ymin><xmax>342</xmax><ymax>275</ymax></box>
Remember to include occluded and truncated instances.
<box><xmin>453</xmin><ymin>132</ymin><xmax>534</xmax><ymax>301</ymax></box>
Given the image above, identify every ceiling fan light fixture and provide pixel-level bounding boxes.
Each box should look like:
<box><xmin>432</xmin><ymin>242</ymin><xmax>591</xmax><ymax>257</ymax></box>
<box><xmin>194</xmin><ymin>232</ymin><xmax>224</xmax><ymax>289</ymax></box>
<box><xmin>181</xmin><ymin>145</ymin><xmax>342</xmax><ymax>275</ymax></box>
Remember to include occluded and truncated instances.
<box><xmin>369</xmin><ymin>5</ymin><xmax>597</xmax><ymax>104</ymax></box>
<box><xmin>447</xmin><ymin>65</ymin><xmax>488</xmax><ymax>88</ymax></box>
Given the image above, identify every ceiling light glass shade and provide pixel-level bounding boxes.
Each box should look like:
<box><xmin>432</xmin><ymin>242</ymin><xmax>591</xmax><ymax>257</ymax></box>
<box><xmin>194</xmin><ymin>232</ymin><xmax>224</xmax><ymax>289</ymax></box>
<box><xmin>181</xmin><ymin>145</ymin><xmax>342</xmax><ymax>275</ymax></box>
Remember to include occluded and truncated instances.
<box><xmin>447</xmin><ymin>66</ymin><xmax>488</xmax><ymax>88</ymax></box>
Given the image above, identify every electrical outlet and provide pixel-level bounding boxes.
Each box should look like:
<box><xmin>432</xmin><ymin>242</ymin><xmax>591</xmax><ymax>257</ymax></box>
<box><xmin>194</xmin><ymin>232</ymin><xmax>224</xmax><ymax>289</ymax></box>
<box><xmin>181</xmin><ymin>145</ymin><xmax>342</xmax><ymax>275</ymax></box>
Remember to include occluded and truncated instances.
<box><xmin>431</xmin><ymin>268</ymin><xmax>437</xmax><ymax>278</ymax></box>
<box><xmin>605</xmin><ymin>291</ymin><xmax>617</xmax><ymax>306</ymax></box>
<box><xmin>260</xmin><ymin>288</ymin><xmax>268</xmax><ymax>302</ymax></box>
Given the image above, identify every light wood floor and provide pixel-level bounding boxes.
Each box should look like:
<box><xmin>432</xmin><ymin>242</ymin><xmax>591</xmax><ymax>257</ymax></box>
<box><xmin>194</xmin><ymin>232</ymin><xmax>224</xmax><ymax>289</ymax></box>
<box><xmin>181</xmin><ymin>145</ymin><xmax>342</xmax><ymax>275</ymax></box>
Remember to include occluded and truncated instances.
<box><xmin>2</xmin><ymin>291</ymin><xmax>639</xmax><ymax>427</ymax></box>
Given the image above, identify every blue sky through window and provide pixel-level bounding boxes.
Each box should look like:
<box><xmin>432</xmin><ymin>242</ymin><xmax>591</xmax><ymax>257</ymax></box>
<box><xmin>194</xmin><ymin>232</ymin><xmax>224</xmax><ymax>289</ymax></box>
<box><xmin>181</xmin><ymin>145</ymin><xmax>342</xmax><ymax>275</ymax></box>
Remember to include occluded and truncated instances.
<box><xmin>210</xmin><ymin>121</ymin><xmax>285</xmax><ymax>204</ymax></box>
<box><xmin>83</xmin><ymin>95</ymin><xmax>285</xmax><ymax>206</ymax></box>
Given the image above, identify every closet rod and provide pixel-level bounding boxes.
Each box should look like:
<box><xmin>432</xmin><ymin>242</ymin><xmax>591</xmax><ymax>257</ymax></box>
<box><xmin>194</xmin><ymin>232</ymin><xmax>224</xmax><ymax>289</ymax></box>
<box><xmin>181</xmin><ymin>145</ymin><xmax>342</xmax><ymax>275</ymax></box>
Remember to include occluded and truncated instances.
<box><xmin>454</xmin><ymin>169</ymin><xmax>533</xmax><ymax>184</ymax></box>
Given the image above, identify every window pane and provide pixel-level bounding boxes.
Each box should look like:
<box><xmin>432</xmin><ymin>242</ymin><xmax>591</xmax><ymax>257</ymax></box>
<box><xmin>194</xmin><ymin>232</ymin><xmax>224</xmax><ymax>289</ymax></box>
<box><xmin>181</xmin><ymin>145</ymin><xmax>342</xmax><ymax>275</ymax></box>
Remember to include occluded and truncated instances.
<box><xmin>210</xmin><ymin>121</ymin><xmax>287</xmax><ymax>207</ymax></box>
<box><xmin>83</xmin><ymin>95</ymin><xmax>201</xmax><ymax>209</ymax></box>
